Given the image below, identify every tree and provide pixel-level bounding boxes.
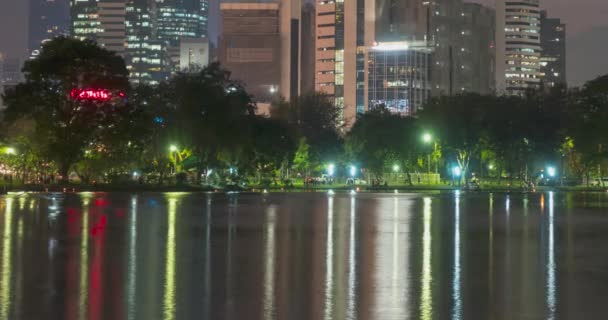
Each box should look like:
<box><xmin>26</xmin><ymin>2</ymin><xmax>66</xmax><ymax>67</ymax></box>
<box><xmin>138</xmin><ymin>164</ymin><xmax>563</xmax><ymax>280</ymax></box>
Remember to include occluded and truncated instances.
<box><xmin>273</xmin><ymin>92</ymin><xmax>343</xmax><ymax>167</ymax></box>
<box><xmin>160</xmin><ymin>63</ymin><xmax>255</xmax><ymax>174</ymax></box>
<box><xmin>249</xmin><ymin>117</ymin><xmax>297</xmax><ymax>182</ymax></box>
<box><xmin>293</xmin><ymin>137</ymin><xmax>312</xmax><ymax>177</ymax></box>
<box><xmin>419</xmin><ymin>94</ymin><xmax>490</xmax><ymax>183</ymax></box>
<box><xmin>345</xmin><ymin>106</ymin><xmax>420</xmax><ymax>178</ymax></box>
<box><xmin>2</xmin><ymin>37</ymin><xmax>130</xmax><ymax>181</ymax></box>
<box><xmin>565</xmin><ymin>75</ymin><xmax>608</xmax><ymax>183</ymax></box>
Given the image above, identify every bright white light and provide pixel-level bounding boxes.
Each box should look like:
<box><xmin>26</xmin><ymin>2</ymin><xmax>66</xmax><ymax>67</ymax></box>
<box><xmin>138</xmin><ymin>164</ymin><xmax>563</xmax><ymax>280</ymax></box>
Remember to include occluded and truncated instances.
<box><xmin>422</xmin><ymin>133</ymin><xmax>432</xmax><ymax>143</ymax></box>
<box><xmin>393</xmin><ymin>164</ymin><xmax>400</xmax><ymax>172</ymax></box>
<box><xmin>547</xmin><ymin>166</ymin><xmax>556</xmax><ymax>177</ymax></box>
<box><xmin>5</xmin><ymin>148</ymin><xmax>15</xmax><ymax>155</ymax></box>
<box><xmin>372</xmin><ymin>41</ymin><xmax>409</xmax><ymax>51</ymax></box>
<box><xmin>327</xmin><ymin>189</ymin><xmax>335</xmax><ymax>196</ymax></box>
<box><xmin>132</xmin><ymin>171</ymin><xmax>138</xmax><ymax>177</ymax></box>
<box><xmin>328</xmin><ymin>163</ymin><xmax>335</xmax><ymax>176</ymax></box>
<box><xmin>350</xmin><ymin>166</ymin><xmax>357</xmax><ymax>177</ymax></box>
<box><xmin>350</xmin><ymin>189</ymin><xmax>357</xmax><ymax>195</ymax></box>
<box><xmin>169</xmin><ymin>145</ymin><xmax>178</xmax><ymax>152</ymax></box>
<box><xmin>452</xmin><ymin>166</ymin><xmax>462</xmax><ymax>177</ymax></box>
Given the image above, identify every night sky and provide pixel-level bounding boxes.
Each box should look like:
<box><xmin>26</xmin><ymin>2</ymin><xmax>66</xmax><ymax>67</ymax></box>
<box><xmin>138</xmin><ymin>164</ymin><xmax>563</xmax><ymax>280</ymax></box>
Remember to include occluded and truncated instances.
<box><xmin>1</xmin><ymin>0</ymin><xmax>607</xmax><ymax>86</ymax></box>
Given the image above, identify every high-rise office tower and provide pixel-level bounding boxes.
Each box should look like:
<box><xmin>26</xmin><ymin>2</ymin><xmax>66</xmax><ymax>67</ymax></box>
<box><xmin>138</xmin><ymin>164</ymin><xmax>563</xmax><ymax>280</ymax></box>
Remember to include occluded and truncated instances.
<box><xmin>70</xmin><ymin>0</ymin><xmax>126</xmax><ymax>54</ymax></box>
<box><xmin>540</xmin><ymin>11</ymin><xmax>566</xmax><ymax>89</ymax></box>
<box><xmin>219</xmin><ymin>2</ymin><xmax>282</xmax><ymax>103</ymax></box>
<box><xmin>458</xmin><ymin>2</ymin><xmax>495</xmax><ymax>95</ymax></box>
<box><xmin>367</xmin><ymin>0</ymin><xmax>432</xmax><ymax>115</ymax></box>
<box><xmin>157</xmin><ymin>2</ymin><xmax>207</xmax><ymax>69</ymax></box>
<box><xmin>219</xmin><ymin>1</ymin><xmax>302</xmax><ymax>103</ymax></box>
<box><xmin>126</xmin><ymin>0</ymin><xmax>170</xmax><ymax>85</ymax></box>
<box><xmin>70</xmin><ymin>0</ymin><xmax>101</xmax><ymax>42</ymax></box>
<box><xmin>71</xmin><ymin>0</ymin><xmax>209</xmax><ymax>83</ymax></box>
<box><xmin>29</xmin><ymin>0</ymin><xmax>70</xmax><ymax>55</ymax></box>
<box><xmin>315</xmin><ymin>0</ymin><xmax>366</xmax><ymax>125</ymax></box>
<box><xmin>496</xmin><ymin>0</ymin><xmax>542</xmax><ymax>95</ymax></box>
<box><xmin>300</xmin><ymin>3</ymin><xmax>316</xmax><ymax>95</ymax></box>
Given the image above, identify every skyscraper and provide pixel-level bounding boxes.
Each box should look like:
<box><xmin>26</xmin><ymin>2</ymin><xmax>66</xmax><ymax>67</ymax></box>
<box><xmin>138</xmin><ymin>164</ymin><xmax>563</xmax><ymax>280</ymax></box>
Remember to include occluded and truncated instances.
<box><xmin>157</xmin><ymin>1</ymin><xmax>207</xmax><ymax>69</ymax></box>
<box><xmin>219</xmin><ymin>2</ymin><xmax>282</xmax><ymax>103</ymax></box>
<box><xmin>315</xmin><ymin>0</ymin><xmax>366</xmax><ymax>126</ymax></box>
<box><xmin>496</xmin><ymin>0</ymin><xmax>542</xmax><ymax>95</ymax></box>
<box><xmin>315</xmin><ymin>0</ymin><xmax>496</xmax><ymax>121</ymax></box>
<box><xmin>459</xmin><ymin>2</ymin><xmax>495</xmax><ymax>94</ymax></box>
<box><xmin>126</xmin><ymin>0</ymin><xmax>170</xmax><ymax>85</ymax></box>
<box><xmin>540</xmin><ymin>11</ymin><xmax>566</xmax><ymax>89</ymax></box>
<box><xmin>70</xmin><ymin>0</ymin><xmax>126</xmax><ymax>54</ymax></box>
<box><xmin>219</xmin><ymin>0</ymin><xmax>303</xmax><ymax>103</ymax></box>
<box><xmin>70</xmin><ymin>0</ymin><xmax>101</xmax><ymax>42</ymax></box>
<box><xmin>71</xmin><ymin>0</ymin><xmax>209</xmax><ymax>83</ymax></box>
<box><xmin>29</xmin><ymin>0</ymin><xmax>70</xmax><ymax>55</ymax></box>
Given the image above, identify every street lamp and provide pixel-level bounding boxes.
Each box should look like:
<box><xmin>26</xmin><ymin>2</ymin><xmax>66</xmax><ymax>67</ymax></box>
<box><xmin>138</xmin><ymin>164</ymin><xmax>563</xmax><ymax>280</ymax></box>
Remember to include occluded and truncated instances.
<box><xmin>547</xmin><ymin>166</ymin><xmax>557</xmax><ymax>178</ymax></box>
<box><xmin>327</xmin><ymin>163</ymin><xmax>335</xmax><ymax>176</ymax></box>
<box><xmin>393</xmin><ymin>164</ymin><xmax>400</xmax><ymax>172</ymax></box>
<box><xmin>169</xmin><ymin>145</ymin><xmax>178</xmax><ymax>152</ymax></box>
<box><xmin>422</xmin><ymin>133</ymin><xmax>432</xmax><ymax>144</ymax></box>
<box><xmin>422</xmin><ymin>133</ymin><xmax>433</xmax><ymax>174</ymax></box>
<box><xmin>452</xmin><ymin>166</ymin><xmax>462</xmax><ymax>186</ymax></box>
<box><xmin>350</xmin><ymin>165</ymin><xmax>357</xmax><ymax>178</ymax></box>
<box><xmin>5</xmin><ymin>147</ymin><xmax>15</xmax><ymax>155</ymax></box>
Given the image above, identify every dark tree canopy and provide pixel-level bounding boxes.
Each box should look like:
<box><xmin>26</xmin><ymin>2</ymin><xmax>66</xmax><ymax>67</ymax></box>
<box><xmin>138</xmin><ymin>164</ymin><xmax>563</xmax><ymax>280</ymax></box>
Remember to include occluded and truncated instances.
<box><xmin>2</xmin><ymin>37</ymin><xmax>131</xmax><ymax>179</ymax></box>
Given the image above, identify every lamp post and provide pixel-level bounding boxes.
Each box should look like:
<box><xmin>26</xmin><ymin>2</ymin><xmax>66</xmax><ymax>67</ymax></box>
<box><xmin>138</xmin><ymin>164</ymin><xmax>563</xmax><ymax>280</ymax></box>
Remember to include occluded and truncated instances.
<box><xmin>169</xmin><ymin>145</ymin><xmax>179</xmax><ymax>174</ymax></box>
<box><xmin>452</xmin><ymin>166</ymin><xmax>462</xmax><ymax>186</ymax></box>
<box><xmin>393</xmin><ymin>164</ymin><xmax>400</xmax><ymax>183</ymax></box>
<box><xmin>327</xmin><ymin>163</ymin><xmax>335</xmax><ymax>184</ymax></box>
<box><xmin>422</xmin><ymin>133</ymin><xmax>432</xmax><ymax>176</ymax></box>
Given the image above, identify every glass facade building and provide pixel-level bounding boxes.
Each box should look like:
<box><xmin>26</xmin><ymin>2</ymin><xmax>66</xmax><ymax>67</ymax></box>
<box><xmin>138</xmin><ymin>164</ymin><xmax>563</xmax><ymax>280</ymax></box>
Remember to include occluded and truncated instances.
<box><xmin>368</xmin><ymin>42</ymin><xmax>431</xmax><ymax>116</ymax></box>
<box><xmin>126</xmin><ymin>2</ymin><xmax>170</xmax><ymax>85</ymax></box>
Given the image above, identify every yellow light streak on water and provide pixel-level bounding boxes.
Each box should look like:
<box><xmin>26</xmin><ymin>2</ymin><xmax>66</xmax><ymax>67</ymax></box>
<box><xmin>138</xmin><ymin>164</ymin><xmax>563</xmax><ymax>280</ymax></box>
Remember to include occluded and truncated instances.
<box><xmin>164</xmin><ymin>197</ymin><xmax>178</xmax><ymax>320</ymax></box>
<box><xmin>0</xmin><ymin>198</ymin><xmax>14</xmax><ymax>320</ymax></box>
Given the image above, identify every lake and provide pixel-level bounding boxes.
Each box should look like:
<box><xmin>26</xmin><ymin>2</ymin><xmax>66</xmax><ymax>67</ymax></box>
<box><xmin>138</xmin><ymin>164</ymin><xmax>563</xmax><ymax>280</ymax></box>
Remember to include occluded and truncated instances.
<box><xmin>1</xmin><ymin>191</ymin><xmax>608</xmax><ymax>319</ymax></box>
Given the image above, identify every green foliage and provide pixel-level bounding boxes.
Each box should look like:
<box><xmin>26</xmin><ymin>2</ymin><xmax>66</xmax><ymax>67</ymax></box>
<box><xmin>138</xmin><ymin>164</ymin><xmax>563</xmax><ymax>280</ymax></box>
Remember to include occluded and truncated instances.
<box><xmin>3</xmin><ymin>37</ymin><xmax>608</xmax><ymax>186</ymax></box>
<box><xmin>2</xmin><ymin>37</ymin><xmax>130</xmax><ymax>180</ymax></box>
<box><xmin>345</xmin><ymin>106</ymin><xmax>420</xmax><ymax>176</ymax></box>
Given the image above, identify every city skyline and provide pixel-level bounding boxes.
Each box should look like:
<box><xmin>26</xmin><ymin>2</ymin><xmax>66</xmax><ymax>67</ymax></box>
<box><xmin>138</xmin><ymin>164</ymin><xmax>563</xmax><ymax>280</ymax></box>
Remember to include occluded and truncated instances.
<box><xmin>0</xmin><ymin>0</ymin><xmax>606</xmax><ymax>87</ymax></box>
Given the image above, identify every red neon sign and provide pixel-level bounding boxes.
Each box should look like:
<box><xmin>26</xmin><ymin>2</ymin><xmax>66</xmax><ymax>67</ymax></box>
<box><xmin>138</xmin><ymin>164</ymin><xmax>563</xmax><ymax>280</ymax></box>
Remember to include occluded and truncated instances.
<box><xmin>70</xmin><ymin>88</ymin><xmax>126</xmax><ymax>101</ymax></box>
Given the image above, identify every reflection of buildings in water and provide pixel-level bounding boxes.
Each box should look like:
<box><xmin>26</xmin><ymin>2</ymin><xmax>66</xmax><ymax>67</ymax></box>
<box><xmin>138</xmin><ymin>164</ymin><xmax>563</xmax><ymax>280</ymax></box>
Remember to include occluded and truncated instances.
<box><xmin>0</xmin><ymin>198</ymin><xmax>14</xmax><ymax>319</ymax></box>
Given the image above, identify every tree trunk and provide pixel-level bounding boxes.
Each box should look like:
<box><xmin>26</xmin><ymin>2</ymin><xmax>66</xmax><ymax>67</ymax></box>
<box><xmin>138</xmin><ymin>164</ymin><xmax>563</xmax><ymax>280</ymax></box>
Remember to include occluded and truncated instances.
<box><xmin>59</xmin><ymin>163</ymin><xmax>70</xmax><ymax>184</ymax></box>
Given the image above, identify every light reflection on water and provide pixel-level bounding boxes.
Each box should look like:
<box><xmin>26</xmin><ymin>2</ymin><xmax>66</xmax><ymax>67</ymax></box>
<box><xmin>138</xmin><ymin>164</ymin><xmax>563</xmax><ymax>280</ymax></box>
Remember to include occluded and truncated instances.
<box><xmin>0</xmin><ymin>191</ymin><xmax>607</xmax><ymax>319</ymax></box>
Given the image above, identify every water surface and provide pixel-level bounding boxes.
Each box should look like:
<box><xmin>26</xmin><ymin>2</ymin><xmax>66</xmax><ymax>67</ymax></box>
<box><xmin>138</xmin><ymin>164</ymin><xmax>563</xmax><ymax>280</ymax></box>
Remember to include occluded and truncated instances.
<box><xmin>1</xmin><ymin>191</ymin><xmax>608</xmax><ymax>319</ymax></box>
